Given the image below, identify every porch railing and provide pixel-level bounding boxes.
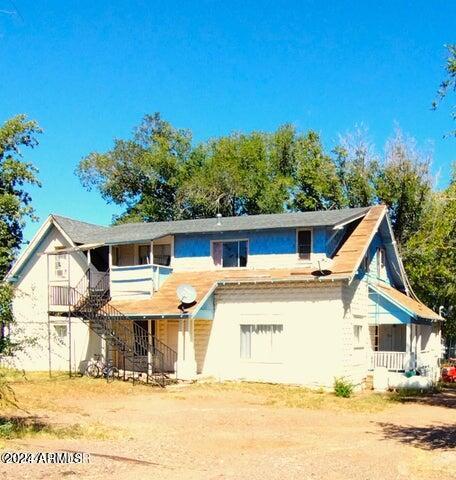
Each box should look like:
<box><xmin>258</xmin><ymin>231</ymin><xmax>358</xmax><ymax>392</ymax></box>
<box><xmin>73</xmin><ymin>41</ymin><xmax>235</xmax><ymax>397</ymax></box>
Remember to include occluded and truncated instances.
<box><xmin>49</xmin><ymin>269</ymin><xmax>109</xmax><ymax>307</ymax></box>
<box><xmin>370</xmin><ymin>351</ymin><xmax>411</xmax><ymax>371</ymax></box>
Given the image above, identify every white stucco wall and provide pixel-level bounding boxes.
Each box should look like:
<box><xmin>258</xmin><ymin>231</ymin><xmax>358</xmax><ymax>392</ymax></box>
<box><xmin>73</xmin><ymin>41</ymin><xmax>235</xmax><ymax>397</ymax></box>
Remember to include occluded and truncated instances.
<box><xmin>8</xmin><ymin>224</ymin><xmax>100</xmax><ymax>372</ymax></box>
<box><xmin>201</xmin><ymin>283</ymin><xmax>347</xmax><ymax>388</ymax></box>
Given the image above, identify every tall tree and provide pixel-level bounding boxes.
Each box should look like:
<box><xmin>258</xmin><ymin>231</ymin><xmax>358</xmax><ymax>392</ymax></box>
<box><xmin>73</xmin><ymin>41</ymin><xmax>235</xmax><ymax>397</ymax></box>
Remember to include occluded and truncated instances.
<box><xmin>77</xmin><ymin>113</ymin><xmax>192</xmax><ymax>223</ymax></box>
<box><xmin>290</xmin><ymin>131</ymin><xmax>344</xmax><ymax>211</ymax></box>
<box><xmin>179</xmin><ymin>126</ymin><xmax>294</xmax><ymax>218</ymax></box>
<box><xmin>376</xmin><ymin>129</ymin><xmax>432</xmax><ymax>246</ymax></box>
<box><xmin>333</xmin><ymin>126</ymin><xmax>379</xmax><ymax>207</ymax></box>
<box><xmin>403</xmin><ymin>167</ymin><xmax>456</xmax><ymax>341</ymax></box>
<box><xmin>0</xmin><ymin>114</ymin><xmax>41</xmax><ymax>357</ymax></box>
<box><xmin>433</xmin><ymin>44</ymin><xmax>456</xmax><ymax>137</ymax></box>
<box><xmin>0</xmin><ymin>115</ymin><xmax>41</xmax><ymax>277</ymax></box>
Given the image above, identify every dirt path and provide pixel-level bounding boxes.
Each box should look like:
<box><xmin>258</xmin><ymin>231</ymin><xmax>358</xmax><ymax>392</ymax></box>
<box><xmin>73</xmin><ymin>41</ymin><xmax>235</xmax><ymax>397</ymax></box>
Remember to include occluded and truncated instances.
<box><xmin>1</xmin><ymin>382</ymin><xmax>455</xmax><ymax>480</ymax></box>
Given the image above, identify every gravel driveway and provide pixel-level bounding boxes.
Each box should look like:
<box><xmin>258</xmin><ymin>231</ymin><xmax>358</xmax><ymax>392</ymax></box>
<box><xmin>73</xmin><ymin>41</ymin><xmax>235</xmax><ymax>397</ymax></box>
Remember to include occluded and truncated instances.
<box><xmin>1</xmin><ymin>380</ymin><xmax>455</xmax><ymax>480</ymax></box>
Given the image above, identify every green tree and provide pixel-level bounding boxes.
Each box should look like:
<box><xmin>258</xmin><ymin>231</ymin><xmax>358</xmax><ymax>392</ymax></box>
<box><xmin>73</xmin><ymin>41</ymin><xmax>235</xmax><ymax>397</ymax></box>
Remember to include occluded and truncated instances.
<box><xmin>179</xmin><ymin>127</ymin><xmax>294</xmax><ymax>218</ymax></box>
<box><xmin>0</xmin><ymin>115</ymin><xmax>42</xmax><ymax>277</ymax></box>
<box><xmin>403</xmin><ymin>167</ymin><xmax>456</xmax><ymax>341</ymax></box>
<box><xmin>0</xmin><ymin>114</ymin><xmax>41</xmax><ymax>358</ymax></box>
<box><xmin>433</xmin><ymin>44</ymin><xmax>456</xmax><ymax>137</ymax></box>
<box><xmin>77</xmin><ymin>113</ymin><xmax>192</xmax><ymax>223</ymax></box>
<box><xmin>290</xmin><ymin>131</ymin><xmax>344</xmax><ymax>211</ymax></box>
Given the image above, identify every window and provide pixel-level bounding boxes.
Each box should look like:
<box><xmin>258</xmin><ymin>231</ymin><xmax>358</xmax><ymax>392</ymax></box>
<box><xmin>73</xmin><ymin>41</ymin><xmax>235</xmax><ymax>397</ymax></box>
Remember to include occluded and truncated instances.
<box><xmin>240</xmin><ymin>324</ymin><xmax>283</xmax><ymax>361</ymax></box>
<box><xmin>111</xmin><ymin>244</ymin><xmax>135</xmax><ymax>266</ymax></box>
<box><xmin>138</xmin><ymin>245</ymin><xmax>151</xmax><ymax>265</ymax></box>
<box><xmin>54</xmin><ymin>253</ymin><xmax>67</xmax><ymax>279</ymax></box>
<box><xmin>376</xmin><ymin>248</ymin><xmax>386</xmax><ymax>278</ymax></box>
<box><xmin>297</xmin><ymin>230</ymin><xmax>312</xmax><ymax>260</ymax></box>
<box><xmin>213</xmin><ymin>240</ymin><xmax>248</xmax><ymax>268</ymax></box>
<box><xmin>53</xmin><ymin>325</ymin><xmax>67</xmax><ymax>343</ymax></box>
<box><xmin>353</xmin><ymin>324</ymin><xmax>363</xmax><ymax>349</ymax></box>
<box><xmin>153</xmin><ymin>244</ymin><xmax>171</xmax><ymax>266</ymax></box>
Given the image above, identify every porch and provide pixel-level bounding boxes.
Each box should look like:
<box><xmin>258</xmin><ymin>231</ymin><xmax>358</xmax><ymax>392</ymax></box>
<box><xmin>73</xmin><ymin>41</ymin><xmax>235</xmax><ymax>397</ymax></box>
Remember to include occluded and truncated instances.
<box><xmin>368</xmin><ymin>323</ymin><xmax>441</xmax><ymax>376</ymax></box>
<box><xmin>367</xmin><ymin>283</ymin><xmax>442</xmax><ymax>381</ymax></box>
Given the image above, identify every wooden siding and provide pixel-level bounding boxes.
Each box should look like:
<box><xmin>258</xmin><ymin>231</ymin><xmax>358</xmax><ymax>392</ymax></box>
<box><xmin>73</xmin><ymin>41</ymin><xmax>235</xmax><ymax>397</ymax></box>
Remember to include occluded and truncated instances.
<box><xmin>194</xmin><ymin>320</ymin><xmax>212</xmax><ymax>374</ymax></box>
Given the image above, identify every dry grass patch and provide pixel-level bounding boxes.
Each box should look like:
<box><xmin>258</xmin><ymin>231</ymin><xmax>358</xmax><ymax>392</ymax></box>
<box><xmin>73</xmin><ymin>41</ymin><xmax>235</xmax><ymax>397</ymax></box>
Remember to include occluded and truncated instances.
<box><xmin>171</xmin><ymin>381</ymin><xmax>400</xmax><ymax>413</ymax></box>
<box><xmin>0</xmin><ymin>416</ymin><xmax>113</xmax><ymax>441</ymax></box>
<box><xmin>1</xmin><ymin>368</ymin><xmax>156</xmax><ymax>412</ymax></box>
<box><xmin>0</xmin><ymin>369</ymin><xmax>131</xmax><ymax>445</ymax></box>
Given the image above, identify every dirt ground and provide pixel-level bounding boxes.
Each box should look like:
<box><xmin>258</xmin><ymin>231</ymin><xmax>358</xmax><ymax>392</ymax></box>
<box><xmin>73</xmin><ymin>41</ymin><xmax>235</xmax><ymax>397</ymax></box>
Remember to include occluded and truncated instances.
<box><xmin>1</xmin><ymin>376</ymin><xmax>455</xmax><ymax>480</ymax></box>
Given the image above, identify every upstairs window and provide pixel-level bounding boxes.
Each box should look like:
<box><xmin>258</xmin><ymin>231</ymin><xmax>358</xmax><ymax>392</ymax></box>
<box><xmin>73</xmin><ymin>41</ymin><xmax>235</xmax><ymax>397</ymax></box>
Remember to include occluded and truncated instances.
<box><xmin>138</xmin><ymin>245</ymin><xmax>151</xmax><ymax>265</ymax></box>
<box><xmin>153</xmin><ymin>244</ymin><xmax>171</xmax><ymax>266</ymax></box>
<box><xmin>212</xmin><ymin>240</ymin><xmax>248</xmax><ymax>268</ymax></box>
<box><xmin>297</xmin><ymin>230</ymin><xmax>312</xmax><ymax>260</ymax></box>
<box><xmin>376</xmin><ymin>248</ymin><xmax>386</xmax><ymax>278</ymax></box>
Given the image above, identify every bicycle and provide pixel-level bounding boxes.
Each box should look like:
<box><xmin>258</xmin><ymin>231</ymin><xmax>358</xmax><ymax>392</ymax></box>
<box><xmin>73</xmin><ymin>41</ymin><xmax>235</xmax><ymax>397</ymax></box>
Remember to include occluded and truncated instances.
<box><xmin>85</xmin><ymin>355</ymin><xmax>119</xmax><ymax>382</ymax></box>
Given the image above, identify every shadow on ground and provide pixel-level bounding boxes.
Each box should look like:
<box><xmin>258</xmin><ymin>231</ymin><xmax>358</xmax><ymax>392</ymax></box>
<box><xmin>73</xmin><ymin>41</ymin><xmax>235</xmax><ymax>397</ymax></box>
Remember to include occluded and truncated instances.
<box><xmin>393</xmin><ymin>386</ymin><xmax>456</xmax><ymax>409</ymax></box>
<box><xmin>377</xmin><ymin>422</ymin><xmax>456</xmax><ymax>450</ymax></box>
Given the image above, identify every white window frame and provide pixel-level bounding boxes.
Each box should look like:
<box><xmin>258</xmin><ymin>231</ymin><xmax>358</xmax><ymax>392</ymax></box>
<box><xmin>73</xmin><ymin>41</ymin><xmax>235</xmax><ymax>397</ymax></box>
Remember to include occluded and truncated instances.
<box><xmin>240</xmin><ymin>323</ymin><xmax>283</xmax><ymax>363</ymax></box>
<box><xmin>353</xmin><ymin>324</ymin><xmax>364</xmax><ymax>349</ymax></box>
<box><xmin>211</xmin><ymin>239</ymin><xmax>249</xmax><ymax>268</ymax></box>
<box><xmin>296</xmin><ymin>228</ymin><xmax>313</xmax><ymax>262</ymax></box>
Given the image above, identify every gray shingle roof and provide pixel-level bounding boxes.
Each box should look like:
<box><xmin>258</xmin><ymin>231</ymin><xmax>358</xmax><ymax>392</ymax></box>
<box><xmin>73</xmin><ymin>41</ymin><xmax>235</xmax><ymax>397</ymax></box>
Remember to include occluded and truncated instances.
<box><xmin>52</xmin><ymin>207</ymin><xmax>370</xmax><ymax>245</ymax></box>
<box><xmin>52</xmin><ymin>215</ymin><xmax>109</xmax><ymax>244</ymax></box>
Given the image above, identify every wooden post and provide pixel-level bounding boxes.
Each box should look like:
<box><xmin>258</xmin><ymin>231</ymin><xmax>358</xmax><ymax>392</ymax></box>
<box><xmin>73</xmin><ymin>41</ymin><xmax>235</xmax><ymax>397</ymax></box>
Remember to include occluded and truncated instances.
<box><xmin>405</xmin><ymin>323</ymin><xmax>412</xmax><ymax>370</ymax></box>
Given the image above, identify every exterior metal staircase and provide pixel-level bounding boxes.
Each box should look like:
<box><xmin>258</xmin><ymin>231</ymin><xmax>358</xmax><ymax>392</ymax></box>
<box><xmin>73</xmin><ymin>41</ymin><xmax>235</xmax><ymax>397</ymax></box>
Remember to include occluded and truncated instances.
<box><xmin>69</xmin><ymin>270</ymin><xmax>177</xmax><ymax>387</ymax></box>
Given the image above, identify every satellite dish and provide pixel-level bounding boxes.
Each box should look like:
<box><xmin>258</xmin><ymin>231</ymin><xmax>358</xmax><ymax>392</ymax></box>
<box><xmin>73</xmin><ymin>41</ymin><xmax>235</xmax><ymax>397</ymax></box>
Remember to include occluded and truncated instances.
<box><xmin>311</xmin><ymin>259</ymin><xmax>332</xmax><ymax>277</ymax></box>
<box><xmin>176</xmin><ymin>284</ymin><xmax>197</xmax><ymax>305</ymax></box>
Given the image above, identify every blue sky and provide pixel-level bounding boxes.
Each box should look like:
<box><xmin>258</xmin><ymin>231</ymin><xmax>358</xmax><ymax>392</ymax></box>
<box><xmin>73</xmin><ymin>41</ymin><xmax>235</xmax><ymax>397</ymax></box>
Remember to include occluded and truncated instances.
<box><xmin>0</xmin><ymin>1</ymin><xmax>455</xmax><ymax>242</ymax></box>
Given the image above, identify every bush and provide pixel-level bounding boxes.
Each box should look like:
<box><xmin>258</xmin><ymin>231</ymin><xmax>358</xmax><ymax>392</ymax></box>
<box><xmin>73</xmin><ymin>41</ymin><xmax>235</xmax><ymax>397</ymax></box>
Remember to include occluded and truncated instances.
<box><xmin>333</xmin><ymin>377</ymin><xmax>354</xmax><ymax>398</ymax></box>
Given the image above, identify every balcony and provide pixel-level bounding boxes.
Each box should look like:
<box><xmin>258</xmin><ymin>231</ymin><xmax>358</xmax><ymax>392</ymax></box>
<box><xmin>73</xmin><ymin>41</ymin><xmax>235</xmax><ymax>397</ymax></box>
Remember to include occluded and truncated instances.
<box><xmin>110</xmin><ymin>264</ymin><xmax>173</xmax><ymax>300</ymax></box>
<box><xmin>48</xmin><ymin>269</ymin><xmax>109</xmax><ymax>308</ymax></box>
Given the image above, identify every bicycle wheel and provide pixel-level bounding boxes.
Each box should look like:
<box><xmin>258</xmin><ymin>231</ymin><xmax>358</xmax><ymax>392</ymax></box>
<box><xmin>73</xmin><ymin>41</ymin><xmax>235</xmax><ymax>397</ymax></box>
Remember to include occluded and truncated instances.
<box><xmin>85</xmin><ymin>364</ymin><xmax>100</xmax><ymax>378</ymax></box>
<box><xmin>106</xmin><ymin>366</ymin><xmax>119</xmax><ymax>383</ymax></box>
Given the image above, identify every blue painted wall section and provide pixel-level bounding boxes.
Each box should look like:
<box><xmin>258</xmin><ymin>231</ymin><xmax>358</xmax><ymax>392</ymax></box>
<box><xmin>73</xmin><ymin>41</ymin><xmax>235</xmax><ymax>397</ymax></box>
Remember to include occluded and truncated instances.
<box><xmin>194</xmin><ymin>292</ymin><xmax>215</xmax><ymax>320</ymax></box>
<box><xmin>174</xmin><ymin>227</ymin><xmax>328</xmax><ymax>259</ymax></box>
<box><xmin>368</xmin><ymin>288</ymin><xmax>412</xmax><ymax>325</ymax></box>
<box><xmin>356</xmin><ymin>232</ymin><xmax>394</xmax><ymax>285</ymax></box>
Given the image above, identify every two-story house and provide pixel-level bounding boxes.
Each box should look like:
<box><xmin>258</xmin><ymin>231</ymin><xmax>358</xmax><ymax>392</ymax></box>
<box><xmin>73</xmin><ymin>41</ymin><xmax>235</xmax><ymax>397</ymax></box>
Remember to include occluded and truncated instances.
<box><xmin>4</xmin><ymin>205</ymin><xmax>443</xmax><ymax>389</ymax></box>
